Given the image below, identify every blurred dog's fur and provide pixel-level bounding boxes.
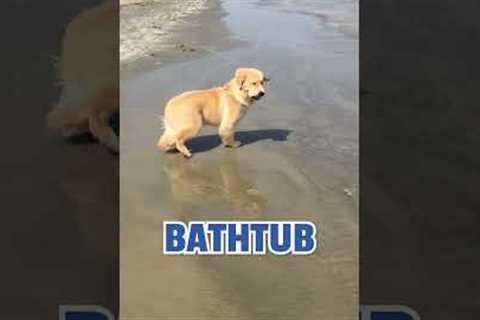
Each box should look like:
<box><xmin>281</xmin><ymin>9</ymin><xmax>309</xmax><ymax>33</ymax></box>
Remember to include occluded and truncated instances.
<box><xmin>46</xmin><ymin>1</ymin><xmax>119</xmax><ymax>152</ymax></box>
<box><xmin>157</xmin><ymin>68</ymin><xmax>269</xmax><ymax>157</ymax></box>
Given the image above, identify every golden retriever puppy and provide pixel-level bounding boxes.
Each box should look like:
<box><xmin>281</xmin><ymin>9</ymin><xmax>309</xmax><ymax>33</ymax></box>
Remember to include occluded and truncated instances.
<box><xmin>157</xmin><ymin>68</ymin><xmax>269</xmax><ymax>157</ymax></box>
<box><xmin>46</xmin><ymin>1</ymin><xmax>119</xmax><ymax>152</ymax></box>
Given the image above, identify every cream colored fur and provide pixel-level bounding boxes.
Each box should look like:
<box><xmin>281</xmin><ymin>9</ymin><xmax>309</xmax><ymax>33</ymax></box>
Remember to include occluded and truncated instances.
<box><xmin>46</xmin><ymin>1</ymin><xmax>119</xmax><ymax>152</ymax></box>
<box><xmin>157</xmin><ymin>68</ymin><xmax>268</xmax><ymax>157</ymax></box>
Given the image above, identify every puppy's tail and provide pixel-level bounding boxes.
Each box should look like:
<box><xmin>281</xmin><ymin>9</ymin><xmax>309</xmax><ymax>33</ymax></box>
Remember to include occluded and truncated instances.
<box><xmin>157</xmin><ymin>133</ymin><xmax>169</xmax><ymax>150</ymax></box>
<box><xmin>156</xmin><ymin>114</ymin><xmax>165</xmax><ymax>129</ymax></box>
<box><xmin>157</xmin><ymin>131</ymin><xmax>176</xmax><ymax>151</ymax></box>
<box><xmin>157</xmin><ymin>116</ymin><xmax>177</xmax><ymax>151</ymax></box>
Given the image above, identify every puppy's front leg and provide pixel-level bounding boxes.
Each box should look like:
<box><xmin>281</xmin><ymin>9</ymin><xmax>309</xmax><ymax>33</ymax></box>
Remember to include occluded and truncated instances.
<box><xmin>219</xmin><ymin>122</ymin><xmax>240</xmax><ymax>148</ymax></box>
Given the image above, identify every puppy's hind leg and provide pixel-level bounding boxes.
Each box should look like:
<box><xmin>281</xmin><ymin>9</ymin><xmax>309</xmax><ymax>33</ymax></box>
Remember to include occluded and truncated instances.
<box><xmin>89</xmin><ymin>113</ymin><xmax>119</xmax><ymax>152</ymax></box>
<box><xmin>86</xmin><ymin>86</ymin><xmax>119</xmax><ymax>152</ymax></box>
<box><xmin>175</xmin><ymin>139</ymin><xmax>192</xmax><ymax>158</ymax></box>
<box><xmin>174</xmin><ymin>127</ymin><xmax>199</xmax><ymax>158</ymax></box>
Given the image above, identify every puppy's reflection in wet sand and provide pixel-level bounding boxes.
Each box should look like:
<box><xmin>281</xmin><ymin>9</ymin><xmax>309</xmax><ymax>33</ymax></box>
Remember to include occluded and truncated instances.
<box><xmin>163</xmin><ymin>151</ymin><xmax>267</xmax><ymax>217</ymax></box>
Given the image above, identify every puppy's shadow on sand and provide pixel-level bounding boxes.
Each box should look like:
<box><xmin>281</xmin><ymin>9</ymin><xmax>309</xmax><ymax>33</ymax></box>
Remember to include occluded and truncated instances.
<box><xmin>187</xmin><ymin>129</ymin><xmax>292</xmax><ymax>153</ymax></box>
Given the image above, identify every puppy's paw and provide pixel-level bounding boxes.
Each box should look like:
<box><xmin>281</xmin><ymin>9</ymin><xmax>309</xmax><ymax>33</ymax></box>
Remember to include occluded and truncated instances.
<box><xmin>224</xmin><ymin>141</ymin><xmax>241</xmax><ymax>148</ymax></box>
<box><xmin>180</xmin><ymin>149</ymin><xmax>192</xmax><ymax>158</ymax></box>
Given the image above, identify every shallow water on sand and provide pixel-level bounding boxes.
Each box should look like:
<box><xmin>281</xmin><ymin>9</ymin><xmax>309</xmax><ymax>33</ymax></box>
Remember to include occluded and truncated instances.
<box><xmin>121</xmin><ymin>0</ymin><xmax>358</xmax><ymax>319</ymax></box>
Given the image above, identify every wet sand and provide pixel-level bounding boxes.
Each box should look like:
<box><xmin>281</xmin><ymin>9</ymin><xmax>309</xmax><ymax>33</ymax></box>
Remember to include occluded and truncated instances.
<box><xmin>120</xmin><ymin>0</ymin><xmax>208</xmax><ymax>64</ymax></box>
<box><xmin>120</xmin><ymin>0</ymin><xmax>240</xmax><ymax>75</ymax></box>
<box><xmin>120</xmin><ymin>0</ymin><xmax>358</xmax><ymax>319</ymax></box>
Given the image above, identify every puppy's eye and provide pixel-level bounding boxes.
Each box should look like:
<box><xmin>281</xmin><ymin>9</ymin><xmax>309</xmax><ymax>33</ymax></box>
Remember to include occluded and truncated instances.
<box><xmin>252</xmin><ymin>82</ymin><xmax>257</xmax><ymax>85</ymax></box>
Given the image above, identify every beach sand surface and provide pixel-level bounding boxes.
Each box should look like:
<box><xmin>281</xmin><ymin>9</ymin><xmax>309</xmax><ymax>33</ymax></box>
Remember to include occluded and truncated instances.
<box><xmin>120</xmin><ymin>0</ymin><xmax>237</xmax><ymax>71</ymax></box>
<box><xmin>120</xmin><ymin>0</ymin><xmax>358</xmax><ymax>319</ymax></box>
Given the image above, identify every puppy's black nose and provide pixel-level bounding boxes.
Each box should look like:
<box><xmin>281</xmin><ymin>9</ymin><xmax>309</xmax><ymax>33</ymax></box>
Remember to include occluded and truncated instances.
<box><xmin>258</xmin><ymin>91</ymin><xmax>265</xmax><ymax>97</ymax></box>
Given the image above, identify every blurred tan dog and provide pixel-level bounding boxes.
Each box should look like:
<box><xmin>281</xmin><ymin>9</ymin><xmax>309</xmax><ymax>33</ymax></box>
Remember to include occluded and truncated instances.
<box><xmin>157</xmin><ymin>68</ymin><xmax>269</xmax><ymax>157</ymax></box>
<box><xmin>46</xmin><ymin>1</ymin><xmax>119</xmax><ymax>152</ymax></box>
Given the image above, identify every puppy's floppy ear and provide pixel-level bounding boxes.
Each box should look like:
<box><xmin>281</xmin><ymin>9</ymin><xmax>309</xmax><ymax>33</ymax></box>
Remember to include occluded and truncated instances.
<box><xmin>263</xmin><ymin>76</ymin><xmax>271</xmax><ymax>83</ymax></box>
<box><xmin>235</xmin><ymin>68</ymin><xmax>248</xmax><ymax>89</ymax></box>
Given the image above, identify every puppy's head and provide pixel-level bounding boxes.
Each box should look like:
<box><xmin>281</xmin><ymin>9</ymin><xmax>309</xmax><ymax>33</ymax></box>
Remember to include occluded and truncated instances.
<box><xmin>234</xmin><ymin>68</ymin><xmax>270</xmax><ymax>102</ymax></box>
